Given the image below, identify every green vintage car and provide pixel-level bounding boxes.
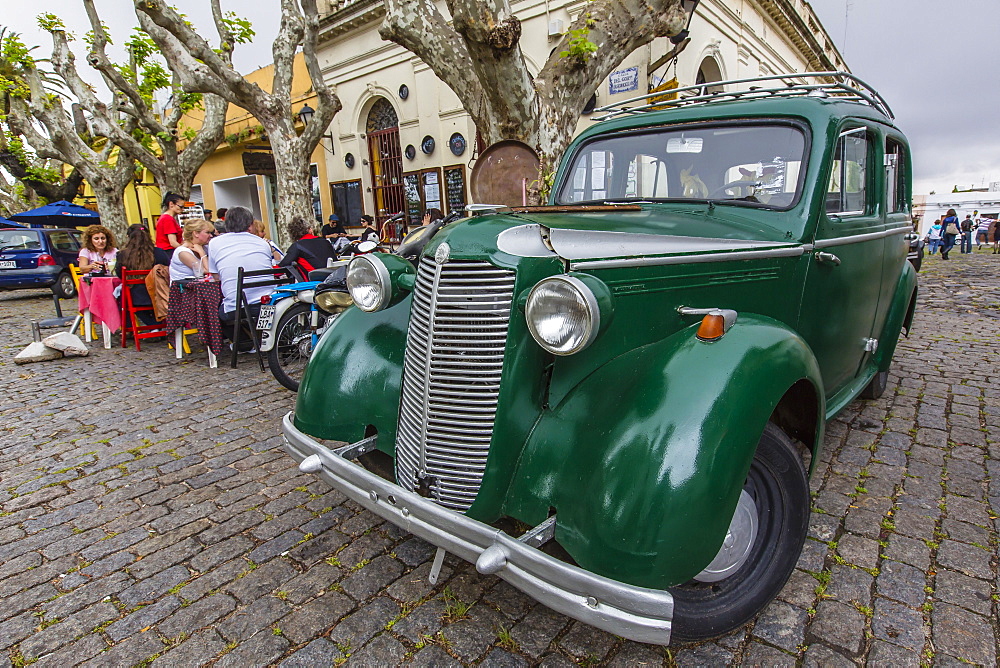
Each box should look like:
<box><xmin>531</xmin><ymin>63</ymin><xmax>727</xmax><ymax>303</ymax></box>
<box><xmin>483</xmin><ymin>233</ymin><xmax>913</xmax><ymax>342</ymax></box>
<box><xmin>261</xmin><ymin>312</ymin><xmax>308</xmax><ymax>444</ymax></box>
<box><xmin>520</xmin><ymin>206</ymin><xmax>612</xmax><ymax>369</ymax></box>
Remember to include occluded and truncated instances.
<box><xmin>282</xmin><ymin>72</ymin><xmax>917</xmax><ymax>644</ymax></box>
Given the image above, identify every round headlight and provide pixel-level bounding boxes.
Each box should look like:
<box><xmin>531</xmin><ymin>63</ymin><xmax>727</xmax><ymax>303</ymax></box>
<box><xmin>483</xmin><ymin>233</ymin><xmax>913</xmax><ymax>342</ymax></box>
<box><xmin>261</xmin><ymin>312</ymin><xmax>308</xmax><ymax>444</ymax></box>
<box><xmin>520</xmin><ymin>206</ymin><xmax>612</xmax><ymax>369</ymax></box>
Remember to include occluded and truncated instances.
<box><xmin>347</xmin><ymin>255</ymin><xmax>390</xmax><ymax>312</ymax></box>
<box><xmin>526</xmin><ymin>275</ymin><xmax>601</xmax><ymax>355</ymax></box>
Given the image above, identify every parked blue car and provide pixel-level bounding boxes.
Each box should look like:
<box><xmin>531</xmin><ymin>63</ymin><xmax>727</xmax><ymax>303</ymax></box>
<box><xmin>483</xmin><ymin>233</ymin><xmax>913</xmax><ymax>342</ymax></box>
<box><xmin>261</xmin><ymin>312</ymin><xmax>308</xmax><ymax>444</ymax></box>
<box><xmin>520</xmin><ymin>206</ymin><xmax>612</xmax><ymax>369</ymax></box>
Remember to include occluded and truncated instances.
<box><xmin>0</xmin><ymin>227</ymin><xmax>83</xmax><ymax>299</ymax></box>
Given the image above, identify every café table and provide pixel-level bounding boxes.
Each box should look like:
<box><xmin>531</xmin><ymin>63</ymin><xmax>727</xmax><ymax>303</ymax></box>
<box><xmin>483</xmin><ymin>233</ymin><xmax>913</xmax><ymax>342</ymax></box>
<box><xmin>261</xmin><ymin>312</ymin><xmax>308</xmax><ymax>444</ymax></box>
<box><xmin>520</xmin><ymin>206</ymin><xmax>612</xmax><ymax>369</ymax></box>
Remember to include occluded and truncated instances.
<box><xmin>77</xmin><ymin>275</ymin><xmax>121</xmax><ymax>349</ymax></box>
<box><xmin>164</xmin><ymin>279</ymin><xmax>224</xmax><ymax>368</ymax></box>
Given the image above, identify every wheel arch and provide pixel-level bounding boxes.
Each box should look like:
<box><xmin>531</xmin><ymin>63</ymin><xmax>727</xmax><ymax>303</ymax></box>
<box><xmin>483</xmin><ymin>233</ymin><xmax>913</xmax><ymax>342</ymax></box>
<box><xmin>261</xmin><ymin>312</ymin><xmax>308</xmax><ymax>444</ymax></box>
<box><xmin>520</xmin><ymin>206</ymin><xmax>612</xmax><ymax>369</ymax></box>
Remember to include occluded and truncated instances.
<box><xmin>770</xmin><ymin>378</ymin><xmax>823</xmax><ymax>474</ymax></box>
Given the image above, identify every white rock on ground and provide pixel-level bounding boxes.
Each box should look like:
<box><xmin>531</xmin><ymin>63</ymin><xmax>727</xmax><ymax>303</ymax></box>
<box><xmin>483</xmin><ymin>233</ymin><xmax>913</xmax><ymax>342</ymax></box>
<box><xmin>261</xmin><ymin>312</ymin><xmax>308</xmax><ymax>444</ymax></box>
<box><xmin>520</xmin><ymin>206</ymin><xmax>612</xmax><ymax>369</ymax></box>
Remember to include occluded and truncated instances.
<box><xmin>14</xmin><ymin>341</ymin><xmax>65</xmax><ymax>365</ymax></box>
<box><xmin>42</xmin><ymin>332</ymin><xmax>90</xmax><ymax>356</ymax></box>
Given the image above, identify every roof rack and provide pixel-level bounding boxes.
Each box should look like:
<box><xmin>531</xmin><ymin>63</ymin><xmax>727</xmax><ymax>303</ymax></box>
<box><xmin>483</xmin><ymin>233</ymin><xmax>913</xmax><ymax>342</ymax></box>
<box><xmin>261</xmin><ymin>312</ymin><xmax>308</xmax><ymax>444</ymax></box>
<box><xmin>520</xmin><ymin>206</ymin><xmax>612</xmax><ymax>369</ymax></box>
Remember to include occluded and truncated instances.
<box><xmin>592</xmin><ymin>71</ymin><xmax>894</xmax><ymax>121</ymax></box>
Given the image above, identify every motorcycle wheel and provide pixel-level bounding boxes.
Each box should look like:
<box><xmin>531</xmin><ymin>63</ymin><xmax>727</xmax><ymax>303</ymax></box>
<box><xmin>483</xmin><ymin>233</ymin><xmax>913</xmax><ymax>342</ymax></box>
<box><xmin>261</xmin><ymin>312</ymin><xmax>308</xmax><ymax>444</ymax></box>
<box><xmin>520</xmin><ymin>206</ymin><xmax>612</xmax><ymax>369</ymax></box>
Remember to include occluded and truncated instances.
<box><xmin>267</xmin><ymin>303</ymin><xmax>331</xmax><ymax>392</ymax></box>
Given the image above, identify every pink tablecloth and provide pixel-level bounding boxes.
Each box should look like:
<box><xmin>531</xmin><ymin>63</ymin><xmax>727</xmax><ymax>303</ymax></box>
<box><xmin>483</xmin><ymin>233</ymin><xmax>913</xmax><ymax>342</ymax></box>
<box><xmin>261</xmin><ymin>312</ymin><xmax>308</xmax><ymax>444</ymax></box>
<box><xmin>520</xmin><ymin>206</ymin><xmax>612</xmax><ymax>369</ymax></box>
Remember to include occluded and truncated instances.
<box><xmin>78</xmin><ymin>276</ymin><xmax>122</xmax><ymax>332</ymax></box>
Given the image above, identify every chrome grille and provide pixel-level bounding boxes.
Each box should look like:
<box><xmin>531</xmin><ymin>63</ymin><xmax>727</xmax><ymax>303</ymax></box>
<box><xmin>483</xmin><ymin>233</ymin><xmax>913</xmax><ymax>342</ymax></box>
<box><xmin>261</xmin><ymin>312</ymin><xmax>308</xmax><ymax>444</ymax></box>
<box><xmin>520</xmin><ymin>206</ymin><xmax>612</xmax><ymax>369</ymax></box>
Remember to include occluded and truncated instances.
<box><xmin>395</xmin><ymin>259</ymin><xmax>516</xmax><ymax>511</ymax></box>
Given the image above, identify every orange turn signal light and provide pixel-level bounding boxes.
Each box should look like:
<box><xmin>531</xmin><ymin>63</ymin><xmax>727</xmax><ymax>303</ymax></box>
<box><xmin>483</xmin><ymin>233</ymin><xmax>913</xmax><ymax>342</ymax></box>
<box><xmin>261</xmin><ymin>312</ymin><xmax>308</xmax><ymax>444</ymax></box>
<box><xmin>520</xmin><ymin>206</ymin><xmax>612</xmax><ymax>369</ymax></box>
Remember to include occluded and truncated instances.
<box><xmin>696</xmin><ymin>314</ymin><xmax>727</xmax><ymax>341</ymax></box>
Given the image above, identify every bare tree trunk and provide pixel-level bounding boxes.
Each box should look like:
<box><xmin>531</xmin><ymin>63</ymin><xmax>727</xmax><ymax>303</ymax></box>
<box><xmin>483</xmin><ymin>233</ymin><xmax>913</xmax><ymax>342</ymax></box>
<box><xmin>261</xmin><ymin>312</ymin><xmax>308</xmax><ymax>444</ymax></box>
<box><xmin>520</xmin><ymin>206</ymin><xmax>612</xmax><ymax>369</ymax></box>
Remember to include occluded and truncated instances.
<box><xmin>91</xmin><ymin>180</ymin><xmax>130</xmax><ymax>237</ymax></box>
<box><xmin>135</xmin><ymin>0</ymin><xmax>340</xmax><ymax>239</ymax></box>
<box><xmin>381</xmin><ymin>0</ymin><xmax>689</xmax><ymax>201</ymax></box>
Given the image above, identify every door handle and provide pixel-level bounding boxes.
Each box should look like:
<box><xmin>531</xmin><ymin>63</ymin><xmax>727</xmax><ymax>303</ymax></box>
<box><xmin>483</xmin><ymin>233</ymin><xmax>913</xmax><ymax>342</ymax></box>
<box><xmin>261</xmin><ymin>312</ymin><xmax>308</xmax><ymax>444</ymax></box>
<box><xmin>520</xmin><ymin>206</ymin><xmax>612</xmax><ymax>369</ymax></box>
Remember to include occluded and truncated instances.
<box><xmin>815</xmin><ymin>252</ymin><xmax>841</xmax><ymax>266</ymax></box>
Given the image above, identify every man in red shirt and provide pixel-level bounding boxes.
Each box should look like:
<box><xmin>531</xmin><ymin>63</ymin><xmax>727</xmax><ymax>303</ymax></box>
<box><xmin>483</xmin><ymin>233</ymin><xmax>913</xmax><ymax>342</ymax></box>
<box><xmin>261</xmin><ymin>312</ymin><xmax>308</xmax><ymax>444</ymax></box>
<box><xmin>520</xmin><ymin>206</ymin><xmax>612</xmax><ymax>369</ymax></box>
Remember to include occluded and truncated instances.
<box><xmin>155</xmin><ymin>193</ymin><xmax>184</xmax><ymax>257</ymax></box>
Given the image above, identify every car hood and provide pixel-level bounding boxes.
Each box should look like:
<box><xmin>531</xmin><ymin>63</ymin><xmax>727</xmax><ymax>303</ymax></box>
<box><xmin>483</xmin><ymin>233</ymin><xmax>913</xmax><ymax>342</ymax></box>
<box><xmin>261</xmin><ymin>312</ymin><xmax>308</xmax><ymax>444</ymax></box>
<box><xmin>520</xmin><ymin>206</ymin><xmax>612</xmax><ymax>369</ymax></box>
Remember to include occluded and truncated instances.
<box><xmin>458</xmin><ymin>206</ymin><xmax>803</xmax><ymax>267</ymax></box>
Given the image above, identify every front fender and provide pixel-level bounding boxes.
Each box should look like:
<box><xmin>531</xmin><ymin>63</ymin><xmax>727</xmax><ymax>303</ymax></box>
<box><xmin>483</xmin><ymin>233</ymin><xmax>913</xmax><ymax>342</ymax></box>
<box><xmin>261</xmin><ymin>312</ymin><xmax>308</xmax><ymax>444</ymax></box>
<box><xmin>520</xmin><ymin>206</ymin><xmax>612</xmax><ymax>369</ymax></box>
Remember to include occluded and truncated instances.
<box><xmin>293</xmin><ymin>298</ymin><xmax>410</xmax><ymax>448</ymax></box>
<box><xmin>504</xmin><ymin>314</ymin><xmax>824</xmax><ymax>589</ymax></box>
<box><xmin>874</xmin><ymin>260</ymin><xmax>917</xmax><ymax>371</ymax></box>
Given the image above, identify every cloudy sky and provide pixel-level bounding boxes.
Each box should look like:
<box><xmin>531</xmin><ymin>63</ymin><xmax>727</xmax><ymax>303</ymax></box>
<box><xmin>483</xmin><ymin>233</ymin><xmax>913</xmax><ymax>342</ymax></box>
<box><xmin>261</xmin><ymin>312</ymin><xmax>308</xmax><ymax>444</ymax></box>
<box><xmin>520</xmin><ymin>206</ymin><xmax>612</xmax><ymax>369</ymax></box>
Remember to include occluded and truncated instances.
<box><xmin>6</xmin><ymin>0</ymin><xmax>999</xmax><ymax>195</ymax></box>
<box><xmin>808</xmin><ymin>0</ymin><xmax>1000</xmax><ymax>194</ymax></box>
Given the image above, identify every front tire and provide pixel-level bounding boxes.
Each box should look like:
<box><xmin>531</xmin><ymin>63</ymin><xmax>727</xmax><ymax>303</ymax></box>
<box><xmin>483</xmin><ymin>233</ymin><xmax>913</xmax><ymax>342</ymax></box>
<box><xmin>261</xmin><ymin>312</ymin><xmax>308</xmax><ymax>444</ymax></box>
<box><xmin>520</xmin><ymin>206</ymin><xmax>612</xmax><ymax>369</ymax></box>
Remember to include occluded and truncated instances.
<box><xmin>670</xmin><ymin>422</ymin><xmax>809</xmax><ymax>642</ymax></box>
<box><xmin>52</xmin><ymin>271</ymin><xmax>76</xmax><ymax>299</ymax></box>
<box><xmin>267</xmin><ymin>303</ymin><xmax>330</xmax><ymax>392</ymax></box>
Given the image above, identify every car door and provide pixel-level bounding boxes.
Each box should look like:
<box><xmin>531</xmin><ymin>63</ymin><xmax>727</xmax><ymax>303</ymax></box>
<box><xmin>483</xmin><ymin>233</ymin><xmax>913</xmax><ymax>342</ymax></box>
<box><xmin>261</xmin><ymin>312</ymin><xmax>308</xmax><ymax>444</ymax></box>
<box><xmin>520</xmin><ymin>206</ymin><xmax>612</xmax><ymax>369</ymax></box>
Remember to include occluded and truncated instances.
<box><xmin>799</xmin><ymin>124</ymin><xmax>888</xmax><ymax>399</ymax></box>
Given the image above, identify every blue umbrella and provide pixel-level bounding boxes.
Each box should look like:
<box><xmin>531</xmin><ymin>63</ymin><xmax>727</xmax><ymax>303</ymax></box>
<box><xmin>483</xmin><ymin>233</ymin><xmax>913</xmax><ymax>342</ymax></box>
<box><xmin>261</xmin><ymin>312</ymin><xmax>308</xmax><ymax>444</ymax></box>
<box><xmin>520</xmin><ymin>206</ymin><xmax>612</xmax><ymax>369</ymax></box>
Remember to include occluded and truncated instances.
<box><xmin>9</xmin><ymin>200</ymin><xmax>101</xmax><ymax>227</ymax></box>
<box><xmin>0</xmin><ymin>216</ymin><xmax>27</xmax><ymax>228</ymax></box>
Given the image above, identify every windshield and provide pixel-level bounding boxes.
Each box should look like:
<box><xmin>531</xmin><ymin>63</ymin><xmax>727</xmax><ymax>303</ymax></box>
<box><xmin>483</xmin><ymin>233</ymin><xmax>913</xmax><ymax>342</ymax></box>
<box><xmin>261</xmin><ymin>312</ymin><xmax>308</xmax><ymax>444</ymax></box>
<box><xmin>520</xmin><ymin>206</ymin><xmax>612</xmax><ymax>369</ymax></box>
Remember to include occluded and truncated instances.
<box><xmin>0</xmin><ymin>230</ymin><xmax>41</xmax><ymax>250</ymax></box>
<box><xmin>555</xmin><ymin>122</ymin><xmax>807</xmax><ymax>210</ymax></box>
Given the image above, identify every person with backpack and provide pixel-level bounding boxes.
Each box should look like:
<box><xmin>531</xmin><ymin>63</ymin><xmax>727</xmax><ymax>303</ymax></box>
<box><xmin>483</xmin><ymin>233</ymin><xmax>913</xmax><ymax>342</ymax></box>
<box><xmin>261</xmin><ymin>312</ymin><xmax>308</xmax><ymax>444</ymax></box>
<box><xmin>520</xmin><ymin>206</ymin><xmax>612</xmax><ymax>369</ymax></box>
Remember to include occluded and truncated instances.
<box><xmin>940</xmin><ymin>209</ymin><xmax>960</xmax><ymax>260</ymax></box>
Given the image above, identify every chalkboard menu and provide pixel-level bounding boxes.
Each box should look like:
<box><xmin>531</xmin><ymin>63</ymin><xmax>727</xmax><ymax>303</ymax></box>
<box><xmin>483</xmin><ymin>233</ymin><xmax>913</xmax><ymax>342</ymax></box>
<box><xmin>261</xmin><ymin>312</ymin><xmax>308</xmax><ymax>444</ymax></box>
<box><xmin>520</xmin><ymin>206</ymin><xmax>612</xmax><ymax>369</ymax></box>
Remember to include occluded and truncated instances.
<box><xmin>330</xmin><ymin>180</ymin><xmax>363</xmax><ymax>225</ymax></box>
<box><xmin>403</xmin><ymin>173</ymin><xmax>422</xmax><ymax>226</ymax></box>
<box><xmin>444</xmin><ymin>165</ymin><xmax>466</xmax><ymax>215</ymax></box>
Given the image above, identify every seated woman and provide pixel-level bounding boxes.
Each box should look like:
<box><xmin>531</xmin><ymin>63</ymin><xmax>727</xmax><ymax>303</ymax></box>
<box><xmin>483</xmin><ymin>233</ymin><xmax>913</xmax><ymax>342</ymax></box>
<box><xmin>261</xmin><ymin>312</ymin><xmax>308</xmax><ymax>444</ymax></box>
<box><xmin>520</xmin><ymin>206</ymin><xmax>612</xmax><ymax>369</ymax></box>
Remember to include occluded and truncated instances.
<box><xmin>115</xmin><ymin>224</ymin><xmax>170</xmax><ymax>325</ymax></box>
<box><xmin>251</xmin><ymin>219</ymin><xmax>284</xmax><ymax>263</ymax></box>
<box><xmin>278</xmin><ymin>217</ymin><xmax>338</xmax><ymax>274</ymax></box>
<box><xmin>77</xmin><ymin>225</ymin><xmax>118</xmax><ymax>275</ymax></box>
<box><xmin>169</xmin><ymin>219</ymin><xmax>214</xmax><ymax>283</ymax></box>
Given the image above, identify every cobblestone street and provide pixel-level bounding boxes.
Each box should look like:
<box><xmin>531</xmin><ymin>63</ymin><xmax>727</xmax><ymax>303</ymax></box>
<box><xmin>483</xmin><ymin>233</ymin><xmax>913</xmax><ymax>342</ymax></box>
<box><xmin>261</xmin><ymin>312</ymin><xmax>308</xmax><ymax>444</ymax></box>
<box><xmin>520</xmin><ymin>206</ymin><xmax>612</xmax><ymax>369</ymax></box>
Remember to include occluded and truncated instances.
<box><xmin>0</xmin><ymin>250</ymin><xmax>997</xmax><ymax>667</ymax></box>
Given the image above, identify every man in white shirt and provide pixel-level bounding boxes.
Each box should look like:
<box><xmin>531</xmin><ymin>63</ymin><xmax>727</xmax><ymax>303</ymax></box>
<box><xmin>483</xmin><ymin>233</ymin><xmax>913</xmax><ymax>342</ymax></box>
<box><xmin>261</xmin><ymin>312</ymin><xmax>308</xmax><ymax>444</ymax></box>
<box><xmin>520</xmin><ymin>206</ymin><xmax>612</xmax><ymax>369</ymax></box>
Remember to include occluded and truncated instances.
<box><xmin>207</xmin><ymin>206</ymin><xmax>275</xmax><ymax>323</ymax></box>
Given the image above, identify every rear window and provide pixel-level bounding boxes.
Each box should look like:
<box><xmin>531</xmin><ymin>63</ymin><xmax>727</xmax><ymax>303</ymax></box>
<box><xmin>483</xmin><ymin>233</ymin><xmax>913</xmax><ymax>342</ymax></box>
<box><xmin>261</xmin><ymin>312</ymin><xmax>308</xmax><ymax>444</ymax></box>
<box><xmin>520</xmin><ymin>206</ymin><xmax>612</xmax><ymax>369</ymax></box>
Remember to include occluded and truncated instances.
<box><xmin>48</xmin><ymin>230</ymin><xmax>80</xmax><ymax>252</ymax></box>
<box><xmin>0</xmin><ymin>230</ymin><xmax>41</xmax><ymax>250</ymax></box>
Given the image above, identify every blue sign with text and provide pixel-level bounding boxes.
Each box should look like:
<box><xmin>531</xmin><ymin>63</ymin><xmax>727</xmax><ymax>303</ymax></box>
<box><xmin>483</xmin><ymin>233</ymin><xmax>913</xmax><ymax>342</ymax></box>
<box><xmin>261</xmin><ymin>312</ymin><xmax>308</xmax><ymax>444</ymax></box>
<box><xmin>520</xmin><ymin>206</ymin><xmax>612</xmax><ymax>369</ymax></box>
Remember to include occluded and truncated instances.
<box><xmin>609</xmin><ymin>67</ymin><xmax>639</xmax><ymax>95</ymax></box>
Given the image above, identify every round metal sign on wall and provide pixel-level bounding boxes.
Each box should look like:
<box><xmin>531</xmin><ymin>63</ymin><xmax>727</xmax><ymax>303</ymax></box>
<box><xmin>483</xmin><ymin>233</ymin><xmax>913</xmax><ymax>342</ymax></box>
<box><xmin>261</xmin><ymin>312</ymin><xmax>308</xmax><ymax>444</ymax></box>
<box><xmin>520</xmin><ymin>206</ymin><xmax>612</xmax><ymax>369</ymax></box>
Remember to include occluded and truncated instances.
<box><xmin>399</xmin><ymin>84</ymin><xmax>409</xmax><ymax>100</ymax></box>
<box><xmin>469</xmin><ymin>141</ymin><xmax>540</xmax><ymax>208</ymax></box>
<box><xmin>344</xmin><ymin>153</ymin><xmax>355</xmax><ymax>168</ymax></box>
<box><xmin>404</xmin><ymin>145</ymin><xmax>416</xmax><ymax>160</ymax></box>
<box><xmin>421</xmin><ymin>136</ymin><xmax>435</xmax><ymax>155</ymax></box>
<box><xmin>449</xmin><ymin>133</ymin><xmax>466</xmax><ymax>156</ymax></box>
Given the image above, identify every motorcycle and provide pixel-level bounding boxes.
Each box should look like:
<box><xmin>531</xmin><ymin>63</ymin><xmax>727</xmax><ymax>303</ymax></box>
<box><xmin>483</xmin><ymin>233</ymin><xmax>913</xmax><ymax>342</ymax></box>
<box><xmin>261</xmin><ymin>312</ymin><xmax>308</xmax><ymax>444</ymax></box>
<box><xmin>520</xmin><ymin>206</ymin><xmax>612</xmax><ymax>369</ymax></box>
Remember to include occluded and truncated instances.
<box><xmin>256</xmin><ymin>262</ymin><xmax>352</xmax><ymax>392</ymax></box>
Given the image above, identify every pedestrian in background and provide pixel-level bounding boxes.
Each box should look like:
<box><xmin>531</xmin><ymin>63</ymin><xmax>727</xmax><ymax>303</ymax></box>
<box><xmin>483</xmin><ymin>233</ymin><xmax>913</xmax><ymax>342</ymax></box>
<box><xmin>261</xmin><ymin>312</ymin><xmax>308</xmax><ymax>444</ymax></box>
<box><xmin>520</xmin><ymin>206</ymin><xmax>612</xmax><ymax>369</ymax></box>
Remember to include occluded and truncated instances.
<box><xmin>940</xmin><ymin>209</ymin><xmax>960</xmax><ymax>260</ymax></box>
<box><xmin>977</xmin><ymin>216</ymin><xmax>991</xmax><ymax>249</ymax></box>
<box><xmin>927</xmin><ymin>219</ymin><xmax>942</xmax><ymax>255</ymax></box>
<box><xmin>960</xmin><ymin>214</ymin><xmax>973</xmax><ymax>253</ymax></box>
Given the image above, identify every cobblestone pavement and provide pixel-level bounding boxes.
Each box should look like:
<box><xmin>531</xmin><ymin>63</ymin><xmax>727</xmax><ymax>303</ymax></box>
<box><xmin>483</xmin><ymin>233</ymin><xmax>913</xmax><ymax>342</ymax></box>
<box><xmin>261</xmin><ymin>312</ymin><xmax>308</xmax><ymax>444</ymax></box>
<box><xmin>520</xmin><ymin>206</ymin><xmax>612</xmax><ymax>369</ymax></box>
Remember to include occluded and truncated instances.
<box><xmin>1</xmin><ymin>249</ymin><xmax>998</xmax><ymax>667</ymax></box>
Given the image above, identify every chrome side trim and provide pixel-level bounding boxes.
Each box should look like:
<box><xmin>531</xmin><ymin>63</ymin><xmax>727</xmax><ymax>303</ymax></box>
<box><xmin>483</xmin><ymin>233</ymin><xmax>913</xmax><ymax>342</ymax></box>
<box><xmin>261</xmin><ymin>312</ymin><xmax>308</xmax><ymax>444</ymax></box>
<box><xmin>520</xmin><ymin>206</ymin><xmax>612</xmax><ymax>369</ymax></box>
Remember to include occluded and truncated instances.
<box><xmin>282</xmin><ymin>413</ymin><xmax>674</xmax><ymax>646</ymax></box>
<box><xmin>496</xmin><ymin>224</ymin><xmax>557</xmax><ymax>258</ymax></box>
<box><xmin>571</xmin><ymin>246</ymin><xmax>804</xmax><ymax>270</ymax></box>
<box><xmin>548</xmin><ymin>228</ymin><xmax>799</xmax><ymax>260</ymax></box>
<box><xmin>813</xmin><ymin>226</ymin><xmax>911</xmax><ymax>249</ymax></box>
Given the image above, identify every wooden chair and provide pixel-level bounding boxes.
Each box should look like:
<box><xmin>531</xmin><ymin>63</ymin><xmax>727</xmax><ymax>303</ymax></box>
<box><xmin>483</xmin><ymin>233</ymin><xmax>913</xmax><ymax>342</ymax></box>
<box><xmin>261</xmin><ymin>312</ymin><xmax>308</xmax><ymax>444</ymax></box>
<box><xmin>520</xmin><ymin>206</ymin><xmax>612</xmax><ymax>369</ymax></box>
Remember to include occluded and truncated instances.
<box><xmin>230</xmin><ymin>266</ymin><xmax>296</xmax><ymax>369</ymax></box>
<box><xmin>68</xmin><ymin>264</ymin><xmax>98</xmax><ymax>340</ymax></box>
<box><xmin>120</xmin><ymin>267</ymin><xmax>166</xmax><ymax>351</ymax></box>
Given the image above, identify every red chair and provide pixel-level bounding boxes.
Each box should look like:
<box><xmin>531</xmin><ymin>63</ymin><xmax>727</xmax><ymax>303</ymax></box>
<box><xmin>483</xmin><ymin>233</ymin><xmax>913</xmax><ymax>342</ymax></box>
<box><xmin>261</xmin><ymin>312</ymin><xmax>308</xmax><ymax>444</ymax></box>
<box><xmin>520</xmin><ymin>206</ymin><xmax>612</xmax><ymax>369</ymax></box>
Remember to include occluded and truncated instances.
<box><xmin>120</xmin><ymin>267</ymin><xmax>165</xmax><ymax>350</ymax></box>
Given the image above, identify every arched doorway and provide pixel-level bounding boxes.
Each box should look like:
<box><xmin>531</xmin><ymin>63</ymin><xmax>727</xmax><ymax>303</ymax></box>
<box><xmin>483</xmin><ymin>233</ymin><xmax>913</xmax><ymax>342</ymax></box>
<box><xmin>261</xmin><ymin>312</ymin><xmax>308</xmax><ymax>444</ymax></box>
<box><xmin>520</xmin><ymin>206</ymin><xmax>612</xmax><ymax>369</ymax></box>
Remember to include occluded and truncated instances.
<box><xmin>366</xmin><ymin>98</ymin><xmax>404</xmax><ymax>226</ymax></box>
<box><xmin>696</xmin><ymin>57</ymin><xmax>725</xmax><ymax>94</ymax></box>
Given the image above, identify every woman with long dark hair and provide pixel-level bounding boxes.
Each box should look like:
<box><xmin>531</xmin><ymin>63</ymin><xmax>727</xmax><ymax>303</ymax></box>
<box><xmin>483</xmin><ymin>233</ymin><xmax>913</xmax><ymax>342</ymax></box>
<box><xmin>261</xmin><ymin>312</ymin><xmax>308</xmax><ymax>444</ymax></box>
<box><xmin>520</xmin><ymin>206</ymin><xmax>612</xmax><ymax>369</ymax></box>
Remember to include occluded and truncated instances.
<box><xmin>116</xmin><ymin>224</ymin><xmax>169</xmax><ymax>323</ymax></box>
<box><xmin>940</xmin><ymin>208</ymin><xmax>960</xmax><ymax>260</ymax></box>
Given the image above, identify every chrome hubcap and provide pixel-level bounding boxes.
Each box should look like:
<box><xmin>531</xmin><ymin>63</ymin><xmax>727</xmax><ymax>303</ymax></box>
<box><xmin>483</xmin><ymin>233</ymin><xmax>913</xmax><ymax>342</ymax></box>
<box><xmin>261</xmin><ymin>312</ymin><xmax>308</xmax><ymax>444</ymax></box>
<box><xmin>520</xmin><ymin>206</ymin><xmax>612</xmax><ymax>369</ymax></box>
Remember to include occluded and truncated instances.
<box><xmin>694</xmin><ymin>489</ymin><xmax>758</xmax><ymax>583</ymax></box>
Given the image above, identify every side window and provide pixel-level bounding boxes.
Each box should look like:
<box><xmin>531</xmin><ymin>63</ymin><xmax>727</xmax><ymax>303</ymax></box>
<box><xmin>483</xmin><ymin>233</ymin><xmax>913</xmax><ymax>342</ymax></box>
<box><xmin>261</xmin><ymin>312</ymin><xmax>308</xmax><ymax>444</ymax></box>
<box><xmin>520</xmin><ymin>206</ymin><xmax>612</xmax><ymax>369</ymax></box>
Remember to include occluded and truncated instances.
<box><xmin>885</xmin><ymin>139</ymin><xmax>907</xmax><ymax>213</ymax></box>
<box><xmin>826</xmin><ymin>127</ymin><xmax>869</xmax><ymax>215</ymax></box>
<box><xmin>48</xmin><ymin>231</ymin><xmax>80</xmax><ymax>252</ymax></box>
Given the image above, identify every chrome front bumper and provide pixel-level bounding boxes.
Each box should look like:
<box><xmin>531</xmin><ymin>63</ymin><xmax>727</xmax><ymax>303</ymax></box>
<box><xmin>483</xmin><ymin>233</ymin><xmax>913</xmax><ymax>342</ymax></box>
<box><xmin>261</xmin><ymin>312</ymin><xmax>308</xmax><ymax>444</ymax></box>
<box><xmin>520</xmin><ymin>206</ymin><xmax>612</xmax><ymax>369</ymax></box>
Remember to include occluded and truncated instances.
<box><xmin>281</xmin><ymin>412</ymin><xmax>674</xmax><ymax>645</ymax></box>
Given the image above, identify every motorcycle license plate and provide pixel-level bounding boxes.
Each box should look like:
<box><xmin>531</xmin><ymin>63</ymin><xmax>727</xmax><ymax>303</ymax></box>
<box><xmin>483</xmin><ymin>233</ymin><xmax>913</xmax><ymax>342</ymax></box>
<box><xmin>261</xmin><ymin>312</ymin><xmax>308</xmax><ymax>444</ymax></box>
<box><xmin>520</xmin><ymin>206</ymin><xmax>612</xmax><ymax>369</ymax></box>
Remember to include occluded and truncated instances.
<box><xmin>256</xmin><ymin>305</ymin><xmax>276</xmax><ymax>330</ymax></box>
<box><xmin>0</xmin><ymin>260</ymin><xmax>15</xmax><ymax>269</ymax></box>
